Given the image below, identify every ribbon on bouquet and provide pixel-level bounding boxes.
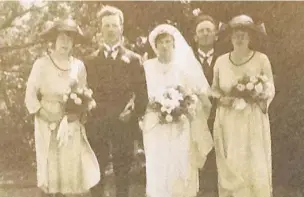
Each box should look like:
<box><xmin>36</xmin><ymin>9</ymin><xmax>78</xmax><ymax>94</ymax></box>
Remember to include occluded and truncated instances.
<box><xmin>56</xmin><ymin>115</ymin><xmax>71</xmax><ymax>147</ymax></box>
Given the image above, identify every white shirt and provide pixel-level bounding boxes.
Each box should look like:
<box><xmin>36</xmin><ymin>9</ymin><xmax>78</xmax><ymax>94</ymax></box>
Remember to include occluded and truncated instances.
<box><xmin>103</xmin><ymin>42</ymin><xmax>121</xmax><ymax>60</ymax></box>
<box><xmin>198</xmin><ymin>48</ymin><xmax>214</xmax><ymax>66</ymax></box>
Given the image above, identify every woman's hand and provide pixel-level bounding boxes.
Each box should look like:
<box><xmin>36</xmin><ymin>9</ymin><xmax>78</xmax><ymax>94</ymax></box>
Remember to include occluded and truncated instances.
<box><xmin>38</xmin><ymin>108</ymin><xmax>63</xmax><ymax>123</ymax></box>
<box><xmin>219</xmin><ymin>96</ymin><xmax>234</xmax><ymax>106</ymax></box>
<box><xmin>67</xmin><ymin>113</ymin><xmax>80</xmax><ymax>123</ymax></box>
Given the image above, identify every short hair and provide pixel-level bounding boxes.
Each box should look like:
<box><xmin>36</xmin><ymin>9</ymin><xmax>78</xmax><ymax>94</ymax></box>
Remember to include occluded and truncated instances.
<box><xmin>97</xmin><ymin>5</ymin><xmax>124</xmax><ymax>25</ymax></box>
<box><xmin>155</xmin><ymin>33</ymin><xmax>175</xmax><ymax>48</ymax></box>
<box><xmin>195</xmin><ymin>14</ymin><xmax>218</xmax><ymax>30</ymax></box>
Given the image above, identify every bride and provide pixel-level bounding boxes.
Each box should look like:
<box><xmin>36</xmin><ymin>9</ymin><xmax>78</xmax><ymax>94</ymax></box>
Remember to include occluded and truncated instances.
<box><xmin>142</xmin><ymin>24</ymin><xmax>214</xmax><ymax>197</ymax></box>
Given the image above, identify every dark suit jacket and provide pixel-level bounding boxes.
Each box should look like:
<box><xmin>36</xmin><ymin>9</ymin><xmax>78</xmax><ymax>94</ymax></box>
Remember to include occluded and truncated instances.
<box><xmin>84</xmin><ymin>45</ymin><xmax>148</xmax><ymax>139</ymax></box>
<box><xmin>194</xmin><ymin>49</ymin><xmax>219</xmax><ymax>86</ymax></box>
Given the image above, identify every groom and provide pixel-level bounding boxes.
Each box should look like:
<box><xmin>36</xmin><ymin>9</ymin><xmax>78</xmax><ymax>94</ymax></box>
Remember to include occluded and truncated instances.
<box><xmin>85</xmin><ymin>5</ymin><xmax>148</xmax><ymax>197</ymax></box>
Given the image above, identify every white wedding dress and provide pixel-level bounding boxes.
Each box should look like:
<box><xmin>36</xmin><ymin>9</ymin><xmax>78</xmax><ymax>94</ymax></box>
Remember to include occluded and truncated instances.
<box><xmin>142</xmin><ymin>58</ymin><xmax>213</xmax><ymax>197</ymax></box>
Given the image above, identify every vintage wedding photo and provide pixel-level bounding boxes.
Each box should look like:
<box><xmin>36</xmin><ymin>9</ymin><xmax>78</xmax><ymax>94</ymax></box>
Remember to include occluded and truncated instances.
<box><xmin>0</xmin><ymin>1</ymin><xmax>303</xmax><ymax>197</ymax></box>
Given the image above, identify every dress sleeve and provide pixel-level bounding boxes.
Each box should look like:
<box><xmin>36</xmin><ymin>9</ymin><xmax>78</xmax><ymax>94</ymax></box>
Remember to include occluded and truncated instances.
<box><xmin>211</xmin><ymin>58</ymin><xmax>222</xmax><ymax>98</ymax></box>
<box><xmin>25</xmin><ymin>58</ymin><xmax>42</xmax><ymax>114</ymax></box>
<box><xmin>77</xmin><ymin>60</ymin><xmax>88</xmax><ymax>88</ymax></box>
<box><xmin>261</xmin><ymin>53</ymin><xmax>275</xmax><ymax>106</ymax></box>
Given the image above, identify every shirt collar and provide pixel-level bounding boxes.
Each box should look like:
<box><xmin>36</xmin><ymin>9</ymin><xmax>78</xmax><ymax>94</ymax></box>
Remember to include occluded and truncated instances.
<box><xmin>198</xmin><ymin>48</ymin><xmax>214</xmax><ymax>58</ymax></box>
<box><xmin>103</xmin><ymin>42</ymin><xmax>121</xmax><ymax>52</ymax></box>
<box><xmin>103</xmin><ymin>42</ymin><xmax>121</xmax><ymax>60</ymax></box>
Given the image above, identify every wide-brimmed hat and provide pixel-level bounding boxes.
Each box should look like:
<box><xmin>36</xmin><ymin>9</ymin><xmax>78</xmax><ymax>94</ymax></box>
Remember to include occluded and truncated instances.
<box><xmin>219</xmin><ymin>15</ymin><xmax>267</xmax><ymax>38</ymax></box>
<box><xmin>40</xmin><ymin>18</ymin><xmax>86</xmax><ymax>44</ymax></box>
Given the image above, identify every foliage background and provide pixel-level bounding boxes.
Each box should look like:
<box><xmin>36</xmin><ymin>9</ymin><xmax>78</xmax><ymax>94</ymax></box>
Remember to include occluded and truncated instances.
<box><xmin>0</xmin><ymin>0</ymin><xmax>303</xmax><ymax>189</ymax></box>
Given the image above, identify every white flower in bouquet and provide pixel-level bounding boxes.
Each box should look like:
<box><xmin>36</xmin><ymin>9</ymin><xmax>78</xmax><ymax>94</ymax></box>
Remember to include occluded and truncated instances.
<box><xmin>70</xmin><ymin>93</ymin><xmax>77</xmax><ymax>99</ymax></box>
<box><xmin>165</xmin><ymin>114</ymin><xmax>173</xmax><ymax>122</ymax></box>
<box><xmin>265</xmin><ymin>82</ymin><xmax>273</xmax><ymax>90</ymax></box>
<box><xmin>250</xmin><ymin>76</ymin><xmax>258</xmax><ymax>83</ymax></box>
<box><xmin>77</xmin><ymin>87</ymin><xmax>84</xmax><ymax>94</ymax></box>
<box><xmin>161</xmin><ymin>106</ymin><xmax>172</xmax><ymax>114</ymax></box>
<box><xmin>254</xmin><ymin>83</ymin><xmax>264</xmax><ymax>94</ymax></box>
<box><xmin>84</xmin><ymin>88</ymin><xmax>93</xmax><ymax>98</ymax></box>
<box><xmin>63</xmin><ymin>94</ymin><xmax>69</xmax><ymax>102</ymax></box>
<box><xmin>168</xmin><ymin>88</ymin><xmax>183</xmax><ymax>101</ymax></box>
<box><xmin>65</xmin><ymin>87</ymin><xmax>71</xmax><ymax>94</ymax></box>
<box><xmin>74</xmin><ymin>97</ymin><xmax>82</xmax><ymax>105</ymax></box>
<box><xmin>236</xmin><ymin>84</ymin><xmax>246</xmax><ymax>91</ymax></box>
<box><xmin>169</xmin><ymin>99</ymin><xmax>180</xmax><ymax>108</ymax></box>
<box><xmin>246</xmin><ymin>82</ymin><xmax>254</xmax><ymax>91</ymax></box>
<box><xmin>233</xmin><ymin>98</ymin><xmax>247</xmax><ymax>110</ymax></box>
<box><xmin>89</xmin><ymin>100</ymin><xmax>97</xmax><ymax>110</ymax></box>
<box><xmin>160</xmin><ymin>106</ymin><xmax>166</xmax><ymax>113</ymax></box>
<box><xmin>259</xmin><ymin>74</ymin><xmax>269</xmax><ymax>82</ymax></box>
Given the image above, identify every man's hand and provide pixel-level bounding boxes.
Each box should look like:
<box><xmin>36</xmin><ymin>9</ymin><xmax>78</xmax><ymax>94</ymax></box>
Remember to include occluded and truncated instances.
<box><xmin>119</xmin><ymin>109</ymin><xmax>132</xmax><ymax>122</ymax></box>
<box><xmin>119</xmin><ymin>94</ymin><xmax>135</xmax><ymax>122</ymax></box>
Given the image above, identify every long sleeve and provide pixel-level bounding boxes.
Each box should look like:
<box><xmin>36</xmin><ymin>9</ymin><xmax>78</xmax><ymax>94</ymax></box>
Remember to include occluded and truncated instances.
<box><xmin>261</xmin><ymin>53</ymin><xmax>275</xmax><ymax>107</ymax></box>
<box><xmin>25</xmin><ymin>59</ymin><xmax>42</xmax><ymax>114</ymax></box>
<box><xmin>211</xmin><ymin>59</ymin><xmax>222</xmax><ymax>98</ymax></box>
<box><xmin>76</xmin><ymin>60</ymin><xmax>88</xmax><ymax>88</ymax></box>
<box><xmin>131</xmin><ymin>57</ymin><xmax>148</xmax><ymax>119</ymax></box>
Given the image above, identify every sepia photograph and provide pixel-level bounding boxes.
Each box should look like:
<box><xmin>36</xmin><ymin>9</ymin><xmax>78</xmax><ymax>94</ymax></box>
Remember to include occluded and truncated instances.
<box><xmin>0</xmin><ymin>1</ymin><xmax>303</xmax><ymax>197</ymax></box>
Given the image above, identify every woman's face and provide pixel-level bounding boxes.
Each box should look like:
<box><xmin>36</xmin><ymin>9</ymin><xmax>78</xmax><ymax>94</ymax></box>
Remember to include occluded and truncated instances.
<box><xmin>231</xmin><ymin>29</ymin><xmax>250</xmax><ymax>49</ymax></box>
<box><xmin>155</xmin><ymin>33</ymin><xmax>174</xmax><ymax>59</ymax></box>
<box><xmin>55</xmin><ymin>32</ymin><xmax>74</xmax><ymax>55</ymax></box>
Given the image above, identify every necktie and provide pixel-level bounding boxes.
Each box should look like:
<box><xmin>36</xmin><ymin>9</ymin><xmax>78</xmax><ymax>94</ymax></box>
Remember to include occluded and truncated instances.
<box><xmin>105</xmin><ymin>50</ymin><xmax>115</xmax><ymax>60</ymax></box>
<box><xmin>202</xmin><ymin>56</ymin><xmax>210</xmax><ymax>68</ymax></box>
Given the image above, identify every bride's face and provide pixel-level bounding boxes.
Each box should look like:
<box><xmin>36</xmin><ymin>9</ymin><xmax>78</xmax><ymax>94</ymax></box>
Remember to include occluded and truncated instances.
<box><xmin>155</xmin><ymin>33</ymin><xmax>174</xmax><ymax>58</ymax></box>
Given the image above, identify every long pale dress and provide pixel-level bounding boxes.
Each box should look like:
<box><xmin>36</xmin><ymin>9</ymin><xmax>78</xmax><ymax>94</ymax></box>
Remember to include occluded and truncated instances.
<box><xmin>212</xmin><ymin>51</ymin><xmax>275</xmax><ymax>197</ymax></box>
<box><xmin>25</xmin><ymin>56</ymin><xmax>100</xmax><ymax>194</ymax></box>
<box><xmin>142</xmin><ymin>58</ymin><xmax>213</xmax><ymax>197</ymax></box>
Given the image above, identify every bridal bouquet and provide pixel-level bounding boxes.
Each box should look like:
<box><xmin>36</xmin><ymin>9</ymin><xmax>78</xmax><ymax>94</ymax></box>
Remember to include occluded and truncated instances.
<box><xmin>149</xmin><ymin>85</ymin><xmax>198</xmax><ymax>124</ymax></box>
<box><xmin>218</xmin><ymin>73</ymin><xmax>273</xmax><ymax>113</ymax></box>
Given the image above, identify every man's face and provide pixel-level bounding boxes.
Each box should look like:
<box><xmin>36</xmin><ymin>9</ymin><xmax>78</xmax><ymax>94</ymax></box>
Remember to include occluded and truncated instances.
<box><xmin>195</xmin><ymin>20</ymin><xmax>217</xmax><ymax>47</ymax></box>
<box><xmin>101</xmin><ymin>14</ymin><xmax>123</xmax><ymax>44</ymax></box>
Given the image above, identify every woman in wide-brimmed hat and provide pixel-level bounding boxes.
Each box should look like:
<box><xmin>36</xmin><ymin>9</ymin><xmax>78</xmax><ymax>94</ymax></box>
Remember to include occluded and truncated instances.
<box><xmin>211</xmin><ymin>15</ymin><xmax>275</xmax><ymax>197</ymax></box>
<box><xmin>25</xmin><ymin>18</ymin><xmax>100</xmax><ymax>197</ymax></box>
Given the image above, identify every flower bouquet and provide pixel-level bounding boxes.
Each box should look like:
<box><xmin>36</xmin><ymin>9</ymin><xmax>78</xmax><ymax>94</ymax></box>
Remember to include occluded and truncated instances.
<box><xmin>216</xmin><ymin>73</ymin><xmax>273</xmax><ymax>113</ymax></box>
<box><xmin>63</xmin><ymin>86</ymin><xmax>97</xmax><ymax>118</ymax></box>
<box><xmin>149</xmin><ymin>85</ymin><xmax>198</xmax><ymax>124</ymax></box>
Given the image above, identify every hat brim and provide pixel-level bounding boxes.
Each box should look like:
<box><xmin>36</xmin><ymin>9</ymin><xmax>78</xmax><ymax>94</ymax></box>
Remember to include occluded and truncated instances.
<box><xmin>40</xmin><ymin>23</ymin><xmax>86</xmax><ymax>44</ymax></box>
<box><xmin>218</xmin><ymin>23</ymin><xmax>267</xmax><ymax>39</ymax></box>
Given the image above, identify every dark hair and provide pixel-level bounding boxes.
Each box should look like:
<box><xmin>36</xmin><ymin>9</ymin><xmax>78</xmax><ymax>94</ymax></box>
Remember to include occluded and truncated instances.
<box><xmin>155</xmin><ymin>33</ymin><xmax>175</xmax><ymax>48</ymax></box>
<box><xmin>230</xmin><ymin>27</ymin><xmax>261</xmax><ymax>49</ymax></box>
<box><xmin>195</xmin><ymin>14</ymin><xmax>218</xmax><ymax>31</ymax></box>
<box><xmin>97</xmin><ymin>5</ymin><xmax>124</xmax><ymax>25</ymax></box>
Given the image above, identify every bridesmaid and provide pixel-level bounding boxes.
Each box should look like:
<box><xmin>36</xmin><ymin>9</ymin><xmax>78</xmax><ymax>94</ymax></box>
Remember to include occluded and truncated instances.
<box><xmin>25</xmin><ymin>18</ymin><xmax>99</xmax><ymax>197</ymax></box>
<box><xmin>211</xmin><ymin>15</ymin><xmax>275</xmax><ymax>197</ymax></box>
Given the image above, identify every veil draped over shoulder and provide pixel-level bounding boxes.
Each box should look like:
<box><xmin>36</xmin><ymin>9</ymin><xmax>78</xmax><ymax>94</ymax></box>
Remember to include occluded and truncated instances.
<box><xmin>148</xmin><ymin>24</ymin><xmax>213</xmax><ymax>169</ymax></box>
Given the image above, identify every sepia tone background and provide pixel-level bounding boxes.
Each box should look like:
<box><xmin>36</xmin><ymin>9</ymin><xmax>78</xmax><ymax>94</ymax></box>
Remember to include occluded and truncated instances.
<box><xmin>0</xmin><ymin>1</ymin><xmax>303</xmax><ymax>196</ymax></box>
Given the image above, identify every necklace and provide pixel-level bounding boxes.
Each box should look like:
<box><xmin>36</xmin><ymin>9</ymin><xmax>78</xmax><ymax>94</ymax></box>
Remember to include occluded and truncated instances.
<box><xmin>229</xmin><ymin>51</ymin><xmax>255</xmax><ymax>66</ymax></box>
<box><xmin>48</xmin><ymin>53</ymin><xmax>72</xmax><ymax>77</ymax></box>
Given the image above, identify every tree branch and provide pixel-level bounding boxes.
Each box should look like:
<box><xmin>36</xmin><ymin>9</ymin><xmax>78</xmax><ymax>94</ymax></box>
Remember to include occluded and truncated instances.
<box><xmin>0</xmin><ymin>4</ymin><xmax>47</xmax><ymax>30</ymax></box>
<box><xmin>0</xmin><ymin>40</ymin><xmax>46</xmax><ymax>53</ymax></box>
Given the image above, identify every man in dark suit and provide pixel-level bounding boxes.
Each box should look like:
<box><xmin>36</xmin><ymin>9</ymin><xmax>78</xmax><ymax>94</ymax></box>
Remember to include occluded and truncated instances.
<box><xmin>193</xmin><ymin>14</ymin><xmax>221</xmax><ymax>196</ymax></box>
<box><xmin>84</xmin><ymin>5</ymin><xmax>148</xmax><ymax>197</ymax></box>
